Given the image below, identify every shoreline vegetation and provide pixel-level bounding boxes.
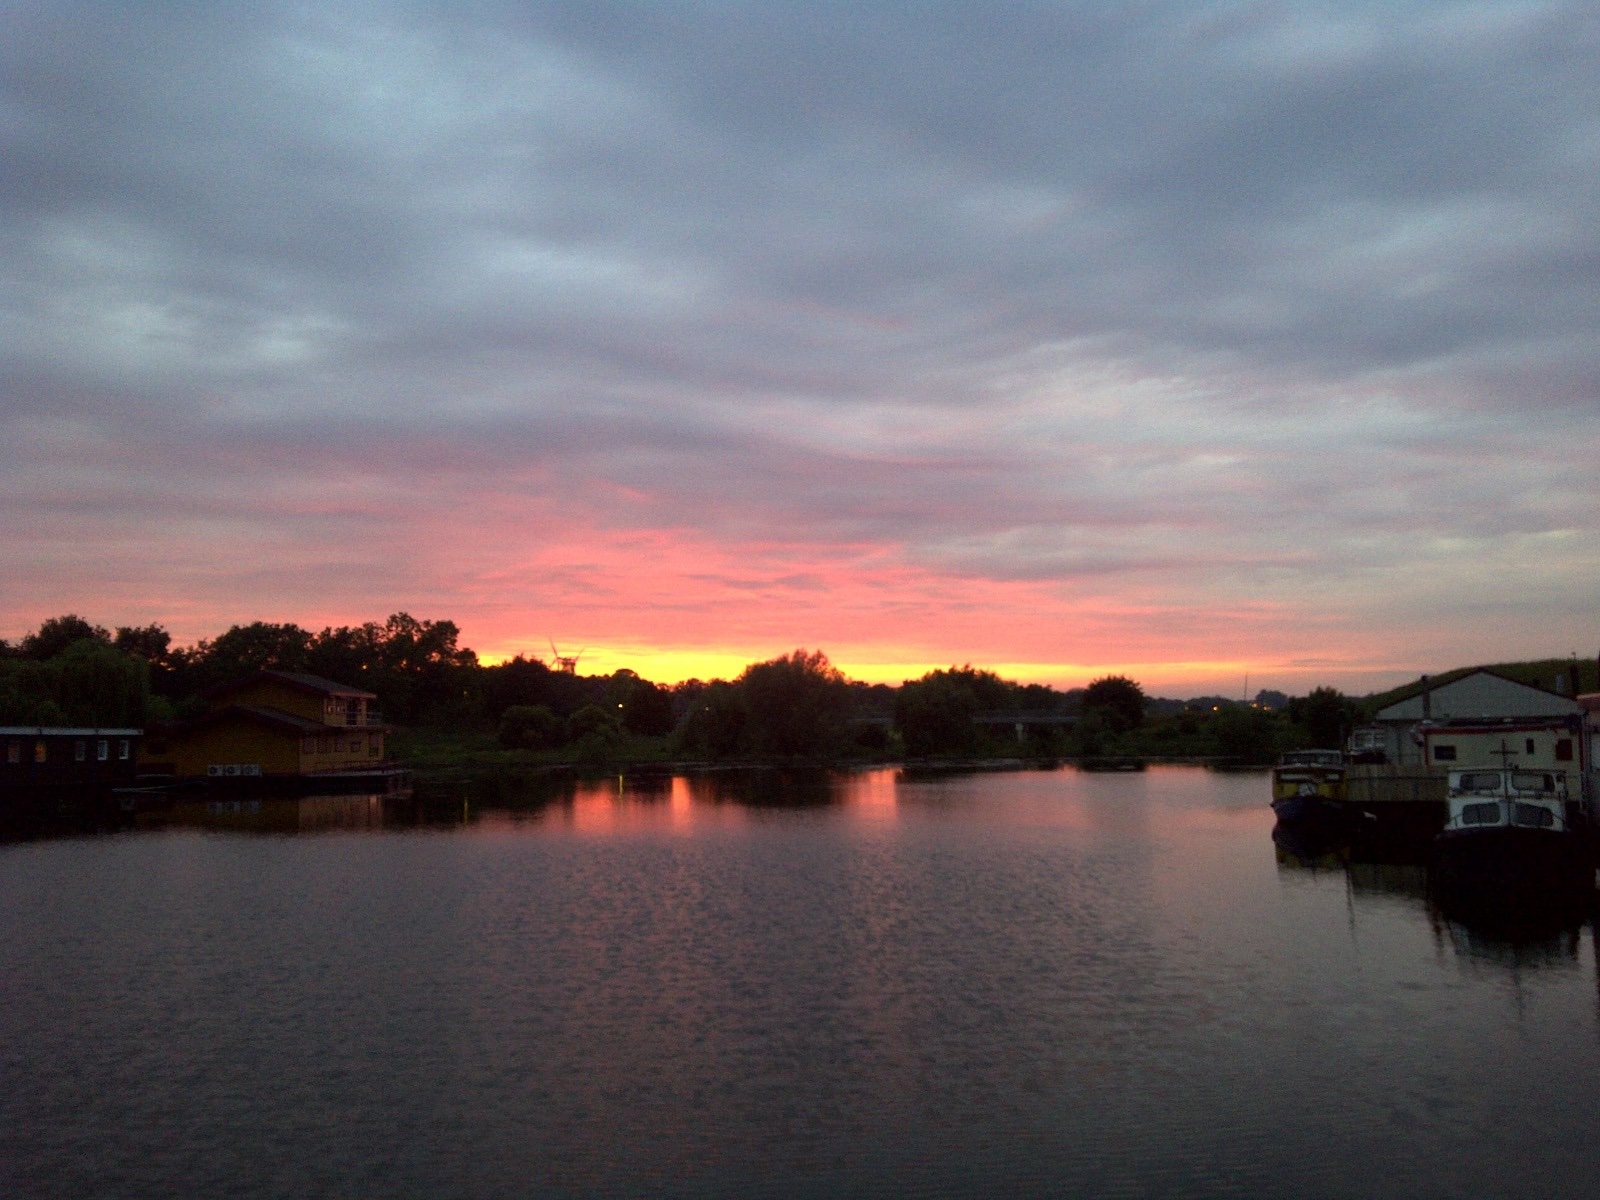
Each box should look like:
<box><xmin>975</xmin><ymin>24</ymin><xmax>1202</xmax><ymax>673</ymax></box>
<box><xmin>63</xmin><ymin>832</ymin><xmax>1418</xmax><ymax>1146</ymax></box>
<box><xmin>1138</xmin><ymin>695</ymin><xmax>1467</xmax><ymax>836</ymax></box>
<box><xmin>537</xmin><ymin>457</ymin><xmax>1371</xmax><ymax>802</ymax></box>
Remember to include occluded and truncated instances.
<box><xmin>4</xmin><ymin>612</ymin><xmax>1595</xmax><ymax>772</ymax></box>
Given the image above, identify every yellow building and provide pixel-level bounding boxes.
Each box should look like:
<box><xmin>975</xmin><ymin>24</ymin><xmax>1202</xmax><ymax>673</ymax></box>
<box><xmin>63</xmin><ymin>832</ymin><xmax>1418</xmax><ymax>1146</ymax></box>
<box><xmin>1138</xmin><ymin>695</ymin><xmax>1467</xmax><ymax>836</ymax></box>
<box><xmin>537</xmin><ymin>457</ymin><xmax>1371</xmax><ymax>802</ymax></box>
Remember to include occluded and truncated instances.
<box><xmin>141</xmin><ymin>671</ymin><xmax>396</xmax><ymax>786</ymax></box>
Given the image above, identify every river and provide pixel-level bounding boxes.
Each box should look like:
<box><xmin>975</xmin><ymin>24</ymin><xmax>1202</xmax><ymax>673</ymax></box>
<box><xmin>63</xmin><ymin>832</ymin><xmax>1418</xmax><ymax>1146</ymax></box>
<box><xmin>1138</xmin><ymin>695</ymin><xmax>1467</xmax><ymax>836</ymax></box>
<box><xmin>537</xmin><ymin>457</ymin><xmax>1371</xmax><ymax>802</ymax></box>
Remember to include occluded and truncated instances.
<box><xmin>2</xmin><ymin>766</ymin><xmax>1596</xmax><ymax>1198</ymax></box>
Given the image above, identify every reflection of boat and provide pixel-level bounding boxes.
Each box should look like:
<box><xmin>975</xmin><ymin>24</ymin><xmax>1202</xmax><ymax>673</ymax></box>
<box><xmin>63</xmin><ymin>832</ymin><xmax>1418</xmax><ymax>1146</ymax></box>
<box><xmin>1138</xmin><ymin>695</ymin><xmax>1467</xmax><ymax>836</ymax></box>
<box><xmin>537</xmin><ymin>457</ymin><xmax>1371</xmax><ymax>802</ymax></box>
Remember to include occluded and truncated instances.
<box><xmin>1080</xmin><ymin>757</ymin><xmax>1147</xmax><ymax>772</ymax></box>
<box><xmin>1271</xmin><ymin>817</ymin><xmax>1348</xmax><ymax>863</ymax></box>
<box><xmin>1429</xmin><ymin>769</ymin><xmax>1592</xmax><ymax>914</ymax></box>
<box><xmin>1270</xmin><ymin>749</ymin><xmax>1348</xmax><ymax>829</ymax></box>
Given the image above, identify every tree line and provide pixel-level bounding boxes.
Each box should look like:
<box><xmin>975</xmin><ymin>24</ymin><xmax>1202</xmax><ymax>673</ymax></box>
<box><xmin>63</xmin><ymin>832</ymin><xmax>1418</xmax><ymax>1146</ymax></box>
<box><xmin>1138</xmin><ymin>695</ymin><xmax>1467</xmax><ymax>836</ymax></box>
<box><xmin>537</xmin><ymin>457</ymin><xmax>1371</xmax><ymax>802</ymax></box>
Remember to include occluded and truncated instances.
<box><xmin>0</xmin><ymin>613</ymin><xmax>1356</xmax><ymax>762</ymax></box>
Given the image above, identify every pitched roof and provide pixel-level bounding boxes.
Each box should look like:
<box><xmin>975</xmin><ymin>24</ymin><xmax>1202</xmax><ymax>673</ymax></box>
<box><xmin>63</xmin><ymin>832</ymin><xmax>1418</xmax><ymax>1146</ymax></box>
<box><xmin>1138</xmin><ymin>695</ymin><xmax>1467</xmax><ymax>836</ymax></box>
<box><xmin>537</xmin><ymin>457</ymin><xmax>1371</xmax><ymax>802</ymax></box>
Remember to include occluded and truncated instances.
<box><xmin>151</xmin><ymin>703</ymin><xmax>394</xmax><ymax>737</ymax></box>
<box><xmin>205</xmin><ymin>670</ymin><xmax>376</xmax><ymax>703</ymax></box>
<box><xmin>150</xmin><ymin>704</ymin><xmax>329</xmax><ymax>737</ymax></box>
<box><xmin>1373</xmin><ymin>668</ymin><xmax>1581</xmax><ymax>721</ymax></box>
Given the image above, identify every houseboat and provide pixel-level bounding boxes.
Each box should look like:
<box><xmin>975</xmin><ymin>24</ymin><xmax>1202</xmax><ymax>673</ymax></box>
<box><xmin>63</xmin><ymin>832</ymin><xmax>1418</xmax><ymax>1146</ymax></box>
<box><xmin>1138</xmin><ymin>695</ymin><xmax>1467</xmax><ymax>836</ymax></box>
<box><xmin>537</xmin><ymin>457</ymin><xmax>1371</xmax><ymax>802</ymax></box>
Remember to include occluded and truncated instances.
<box><xmin>0</xmin><ymin>726</ymin><xmax>143</xmax><ymax>828</ymax></box>
<box><xmin>1270</xmin><ymin>749</ymin><xmax>1349</xmax><ymax>832</ymax></box>
<box><xmin>138</xmin><ymin>670</ymin><xmax>406</xmax><ymax>794</ymax></box>
<box><xmin>1429</xmin><ymin>768</ymin><xmax>1592</xmax><ymax>913</ymax></box>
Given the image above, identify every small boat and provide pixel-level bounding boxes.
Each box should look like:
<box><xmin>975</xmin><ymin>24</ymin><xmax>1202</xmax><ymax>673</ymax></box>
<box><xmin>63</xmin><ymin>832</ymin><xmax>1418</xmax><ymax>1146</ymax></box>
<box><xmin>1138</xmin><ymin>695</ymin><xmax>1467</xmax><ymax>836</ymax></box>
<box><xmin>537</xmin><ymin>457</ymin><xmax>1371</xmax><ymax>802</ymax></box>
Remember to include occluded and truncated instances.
<box><xmin>1429</xmin><ymin>769</ymin><xmax>1592</xmax><ymax>913</ymax></box>
<box><xmin>1270</xmin><ymin>749</ymin><xmax>1348</xmax><ymax>830</ymax></box>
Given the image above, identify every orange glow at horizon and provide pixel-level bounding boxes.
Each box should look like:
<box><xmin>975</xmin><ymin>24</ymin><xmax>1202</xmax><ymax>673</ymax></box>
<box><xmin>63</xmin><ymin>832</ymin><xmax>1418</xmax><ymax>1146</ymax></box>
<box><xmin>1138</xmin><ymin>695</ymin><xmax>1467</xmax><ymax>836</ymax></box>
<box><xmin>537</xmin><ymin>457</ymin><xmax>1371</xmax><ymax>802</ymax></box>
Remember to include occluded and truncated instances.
<box><xmin>472</xmin><ymin>636</ymin><xmax>1396</xmax><ymax>695</ymax></box>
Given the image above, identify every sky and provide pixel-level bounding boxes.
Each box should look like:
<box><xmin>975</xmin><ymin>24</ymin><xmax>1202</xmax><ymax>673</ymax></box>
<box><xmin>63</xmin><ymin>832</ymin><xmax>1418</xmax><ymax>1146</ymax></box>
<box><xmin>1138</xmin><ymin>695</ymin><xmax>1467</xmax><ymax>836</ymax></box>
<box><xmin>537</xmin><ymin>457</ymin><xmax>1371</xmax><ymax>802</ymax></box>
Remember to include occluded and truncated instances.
<box><xmin>4</xmin><ymin>1</ymin><xmax>1598</xmax><ymax>695</ymax></box>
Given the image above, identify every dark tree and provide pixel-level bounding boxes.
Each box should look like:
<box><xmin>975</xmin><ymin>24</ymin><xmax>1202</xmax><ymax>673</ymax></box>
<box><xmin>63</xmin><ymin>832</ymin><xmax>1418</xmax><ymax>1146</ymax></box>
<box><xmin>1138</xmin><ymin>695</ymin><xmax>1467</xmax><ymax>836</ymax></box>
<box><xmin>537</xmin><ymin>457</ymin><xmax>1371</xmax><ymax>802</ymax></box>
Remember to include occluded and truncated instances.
<box><xmin>1210</xmin><ymin>704</ymin><xmax>1279</xmax><ymax>764</ymax></box>
<box><xmin>607</xmin><ymin>671</ymin><xmax>676</xmax><ymax>736</ymax></box>
<box><xmin>55</xmin><ymin>640</ymin><xmax>149</xmax><ymax>726</ymax></box>
<box><xmin>896</xmin><ymin>669</ymin><xmax>981</xmax><ymax>757</ymax></box>
<box><xmin>737</xmin><ymin>649</ymin><xmax>852</xmax><ymax>757</ymax></box>
<box><xmin>677</xmin><ymin>680</ymin><xmax>748</xmax><ymax>758</ymax></box>
<box><xmin>1288</xmin><ymin>687</ymin><xmax>1352</xmax><ymax>749</ymax></box>
<box><xmin>194</xmin><ymin>622</ymin><xmax>313</xmax><ymax>684</ymax></box>
<box><xmin>21</xmin><ymin>615</ymin><xmax>110</xmax><ymax>660</ymax></box>
<box><xmin>1082</xmin><ymin>675</ymin><xmax>1146</xmax><ymax>734</ymax></box>
<box><xmin>498</xmin><ymin>704</ymin><xmax>563</xmax><ymax>750</ymax></box>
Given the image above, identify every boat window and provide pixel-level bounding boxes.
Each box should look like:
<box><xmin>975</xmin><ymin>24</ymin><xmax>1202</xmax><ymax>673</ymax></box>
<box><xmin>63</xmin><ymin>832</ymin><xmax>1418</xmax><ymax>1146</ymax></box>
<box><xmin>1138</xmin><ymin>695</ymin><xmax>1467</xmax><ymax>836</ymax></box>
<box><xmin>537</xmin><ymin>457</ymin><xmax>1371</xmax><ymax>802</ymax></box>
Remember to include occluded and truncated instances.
<box><xmin>1432</xmin><ymin>744</ymin><xmax>1457</xmax><ymax>761</ymax></box>
<box><xmin>1513</xmin><ymin>803</ymin><xmax>1555</xmax><ymax>829</ymax></box>
<box><xmin>1511</xmin><ymin>772</ymin><xmax>1554</xmax><ymax>793</ymax></box>
<box><xmin>1457</xmin><ymin>772</ymin><xmax>1501</xmax><ymax>792</ymax></box>
<box><xmin>1461</xmin><ymin>803</ymin><xmax>1501</xmax><ymax>826</ymax></box>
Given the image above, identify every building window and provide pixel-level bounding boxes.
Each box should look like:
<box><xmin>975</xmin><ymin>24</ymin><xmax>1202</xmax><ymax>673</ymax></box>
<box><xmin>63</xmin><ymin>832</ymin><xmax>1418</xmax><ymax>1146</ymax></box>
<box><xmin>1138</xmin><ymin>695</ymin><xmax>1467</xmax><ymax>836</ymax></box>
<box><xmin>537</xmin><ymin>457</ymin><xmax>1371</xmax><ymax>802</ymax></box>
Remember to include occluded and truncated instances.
<box><xmin>1556</xmin><ymin>738</ymin><xmax>1574</xmax><ymax>762</ymax></box>
<box><xmin>1525</xmin><ymin>738</ymin><xmax>1536</xmax><ymax>755</ymax></box>
<box><xmin>369</xmin><ymin>735</ymin><xmax>380</xmax><ymax>758</ymax></box>
<box><xmin>316</xmin><ymin>736</ymin><xmax>329</xmax><ymax>754</ymax></box>
<box><xmin>303</xmin><ymin>736</ymin><xmax>316</xmax><ymax>753</ymax></box>
<box><xmin>118</xmin><ymin>740</ymin><xmax>130</xmax><ymax>760</ymax></box>
<box><xmin>34</xmin><ymin>740</ymin><xmax>47</xmax><ymax>764</ymax></box>
<box><xmin>1432</xmin><ymin>744</ymin><xmax>1457</xmax><ymax>761</ymax></box>
<box><xmin>74</xmin><ymin>740</ymin><xmax>86</xmax><ymax>762</ymax></box>
<box><xmin>6</xmin><ymin>741</ymin><xmax>18</xmax><ymax>765</ymax></box>
<box><xmin>97</xmin><ymin>739</ymin><xmax>109</xmax><ymax>761</ymax></box>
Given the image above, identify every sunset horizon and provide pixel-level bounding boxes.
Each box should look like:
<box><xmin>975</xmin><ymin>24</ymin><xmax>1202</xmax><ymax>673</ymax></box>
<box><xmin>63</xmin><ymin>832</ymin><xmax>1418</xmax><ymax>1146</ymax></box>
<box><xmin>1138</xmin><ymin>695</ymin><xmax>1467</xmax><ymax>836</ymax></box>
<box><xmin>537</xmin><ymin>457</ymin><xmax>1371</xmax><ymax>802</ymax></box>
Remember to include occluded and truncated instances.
<box><xmin>5</xmin><ymin>3</ymin><xmax>1595</xmax><ymax>705</ymax></box>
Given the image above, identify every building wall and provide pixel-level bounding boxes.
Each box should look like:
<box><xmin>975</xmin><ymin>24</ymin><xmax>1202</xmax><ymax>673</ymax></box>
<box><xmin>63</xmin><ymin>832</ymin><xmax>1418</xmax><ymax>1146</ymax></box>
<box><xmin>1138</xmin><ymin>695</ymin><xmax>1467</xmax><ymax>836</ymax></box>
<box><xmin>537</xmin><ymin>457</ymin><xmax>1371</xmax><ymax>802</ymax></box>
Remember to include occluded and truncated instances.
<box><xmin>1422</xmin><ymin>724</ymin><xmax>1581</xmax><ymax>794</ymax></box>
<box><xmin>0</xmin><ymin>730</ymin><xmax>141</xmax><ymax>789</ymax></box>
<box><xmin>1376</xmin><ymin>673</ymin><xmax>1582</xmax><ymax>765</ymax></box>
<box><xmin>147</xmin><ymin>719</ymin><xmax>303</xmax><ymax>778</ymax></box>
<box><xmin>298</xmin><ymin>728</ymin><xmax>385</xmax><ymax>773</ymax></box>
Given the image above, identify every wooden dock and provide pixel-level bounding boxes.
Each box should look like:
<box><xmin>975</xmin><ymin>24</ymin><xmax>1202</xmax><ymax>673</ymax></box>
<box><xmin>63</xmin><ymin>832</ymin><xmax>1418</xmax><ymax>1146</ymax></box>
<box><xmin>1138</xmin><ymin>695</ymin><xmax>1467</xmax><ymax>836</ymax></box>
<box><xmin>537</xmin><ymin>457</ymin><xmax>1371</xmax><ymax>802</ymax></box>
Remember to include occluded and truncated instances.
<box><xmin>1344</xmin><ymin>763</ymin><xmax>1448</xmax><ymax>852</ymax></box>
<box><xmin>1345</xmin><ymin>763</ymin><xmax>1448</xmax><ymax>807</ymax></box>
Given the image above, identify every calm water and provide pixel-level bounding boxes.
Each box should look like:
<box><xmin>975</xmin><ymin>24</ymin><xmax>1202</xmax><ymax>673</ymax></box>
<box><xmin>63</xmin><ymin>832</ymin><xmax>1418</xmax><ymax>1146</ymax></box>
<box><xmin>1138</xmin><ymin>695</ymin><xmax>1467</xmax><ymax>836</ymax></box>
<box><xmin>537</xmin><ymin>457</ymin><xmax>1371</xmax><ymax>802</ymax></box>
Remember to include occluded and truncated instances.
<box><xmin>3</xmin><ymin>766</ymin><xmax>1597</xmax><ymax>1198</ymax></box>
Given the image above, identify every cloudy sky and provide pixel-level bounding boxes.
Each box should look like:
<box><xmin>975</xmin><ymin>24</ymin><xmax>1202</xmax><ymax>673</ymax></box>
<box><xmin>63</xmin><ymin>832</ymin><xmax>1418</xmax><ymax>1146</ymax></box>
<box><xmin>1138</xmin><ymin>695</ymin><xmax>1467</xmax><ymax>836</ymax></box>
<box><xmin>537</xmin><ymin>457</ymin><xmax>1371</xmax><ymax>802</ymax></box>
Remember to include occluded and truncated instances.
<box><xmin>4</xmin><ymin>1</ymin><xmax>1597</xmax><ymax>693</ymax></box>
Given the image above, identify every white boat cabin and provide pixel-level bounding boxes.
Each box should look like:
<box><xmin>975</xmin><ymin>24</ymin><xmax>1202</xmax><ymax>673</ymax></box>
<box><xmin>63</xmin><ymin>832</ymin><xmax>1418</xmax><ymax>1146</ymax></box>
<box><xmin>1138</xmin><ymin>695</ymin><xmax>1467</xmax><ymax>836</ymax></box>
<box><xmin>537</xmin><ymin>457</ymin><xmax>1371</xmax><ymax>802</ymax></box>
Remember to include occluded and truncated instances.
<box><xmin>1442</xmin><ymin>769</ymin><xmax>1570</xmax><ymax>836</ymax></box>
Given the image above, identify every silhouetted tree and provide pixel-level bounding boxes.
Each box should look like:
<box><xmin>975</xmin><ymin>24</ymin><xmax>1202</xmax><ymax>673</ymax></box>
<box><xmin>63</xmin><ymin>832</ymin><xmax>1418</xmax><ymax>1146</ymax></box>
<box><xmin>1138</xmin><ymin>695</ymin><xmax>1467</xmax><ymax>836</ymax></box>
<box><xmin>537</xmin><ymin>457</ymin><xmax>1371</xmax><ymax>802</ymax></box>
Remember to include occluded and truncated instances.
<box><xmin>1210</xmin><ymin>704</ymin><xmax>1279</xmax><ymax>763</ymax></box>
<box><xmin>55</xmin><ymin>641</ymin><xmax>149</xmax><ymax>726</ymax></box>
<box><xmin>608</xmin><ymin>670</ymin><xmax>676</xmax><ymax>736</ymax></box>
<box><xmin>0</xmin><ymin>641</ymin><xmax>148</xmax><ymax>725</ymax></box>
<box><xmin>738</xmin><ymin>649</ymin><xmax>852</xmax><ymax>757</ymax></box>
<box><xmin>896</xmin><ymin>669</ymin><xmax>982</xmax><ymax>756</ymax></box>
<box><xmin>1288</xmin><ymin>687</ymin><xmax>1353</xmax><ymax>749</ymax></box>
<box><xmin>677</xmin><ymin>680</ymin><xmax>748</xmax><ymax>758</ymax></box>
<box><xmin>1082</xmin><ymin>675</ymin><xmax>1146</xmax><ymax>734</ymax></box>
<box><xmin>21</xmin><ymin>615</ymin><xmax>109</xmax><ymax>660</ymax></box>
<box><xmin>192</xmin><ymin>622</ymin><xmax>313</xmax><ymax>687</ymax></box>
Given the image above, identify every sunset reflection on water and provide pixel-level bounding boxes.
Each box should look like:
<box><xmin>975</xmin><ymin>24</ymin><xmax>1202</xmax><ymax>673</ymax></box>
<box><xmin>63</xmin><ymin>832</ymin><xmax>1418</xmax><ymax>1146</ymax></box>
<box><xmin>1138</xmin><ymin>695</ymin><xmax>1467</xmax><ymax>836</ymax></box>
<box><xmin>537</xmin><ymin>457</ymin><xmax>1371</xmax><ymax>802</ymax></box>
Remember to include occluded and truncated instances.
<box><xmin>8</xmin><ymin>766</ymin><xmax>1599</xmax><ymax>1198</ymax></box>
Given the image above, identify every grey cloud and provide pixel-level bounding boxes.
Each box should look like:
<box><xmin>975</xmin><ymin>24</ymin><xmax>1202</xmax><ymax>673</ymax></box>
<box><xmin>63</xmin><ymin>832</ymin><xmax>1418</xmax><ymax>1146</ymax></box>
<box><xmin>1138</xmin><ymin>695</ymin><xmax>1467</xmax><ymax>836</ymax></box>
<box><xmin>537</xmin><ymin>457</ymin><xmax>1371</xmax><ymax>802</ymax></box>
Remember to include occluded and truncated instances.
<box><xmin>4</xmin><ymin>0</ymin><xmax>1599</xmax><ymax>652</ymax></box>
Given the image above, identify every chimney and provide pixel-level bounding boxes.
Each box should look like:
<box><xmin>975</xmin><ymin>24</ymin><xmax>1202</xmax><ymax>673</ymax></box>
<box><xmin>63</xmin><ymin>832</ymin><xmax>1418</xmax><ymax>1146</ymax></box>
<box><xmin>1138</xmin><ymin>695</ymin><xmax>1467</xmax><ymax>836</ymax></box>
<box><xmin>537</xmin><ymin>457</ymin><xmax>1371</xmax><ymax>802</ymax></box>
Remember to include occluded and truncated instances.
<box><xmin>1420</xmin><ymin>675</ymin><xmax>1431</xmax><ymax>720</ymax></box>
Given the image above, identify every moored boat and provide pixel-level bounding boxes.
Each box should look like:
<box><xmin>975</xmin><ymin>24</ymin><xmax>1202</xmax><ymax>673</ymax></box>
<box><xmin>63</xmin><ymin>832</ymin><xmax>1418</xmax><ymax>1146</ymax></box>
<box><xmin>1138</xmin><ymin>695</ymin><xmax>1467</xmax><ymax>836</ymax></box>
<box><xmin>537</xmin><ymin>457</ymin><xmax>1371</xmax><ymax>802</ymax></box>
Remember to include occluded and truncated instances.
<box><xmin>1270</xmin><ymin>749</ymin><xmax>1348</xmax><ymax>830</ymax></box>
<box><xmin>1429</xmin><ymin>769</ymin><xmax>1592</xmax><ymax>914</ymax></box>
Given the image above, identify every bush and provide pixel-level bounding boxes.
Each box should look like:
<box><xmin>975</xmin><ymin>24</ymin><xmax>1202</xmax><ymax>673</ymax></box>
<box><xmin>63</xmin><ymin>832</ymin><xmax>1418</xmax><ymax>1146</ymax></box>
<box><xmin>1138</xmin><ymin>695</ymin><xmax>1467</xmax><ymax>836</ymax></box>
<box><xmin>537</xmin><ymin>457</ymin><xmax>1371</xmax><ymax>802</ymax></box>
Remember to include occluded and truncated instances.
<box><xmin>498</xmin><ymin>704</ymin><xmax>563</xmax><ymax>751</ymax></box>
<box><xmin>565</xmin><ymin>704</ymin><xmax>623</xmax><ymax>744</ymax></box>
